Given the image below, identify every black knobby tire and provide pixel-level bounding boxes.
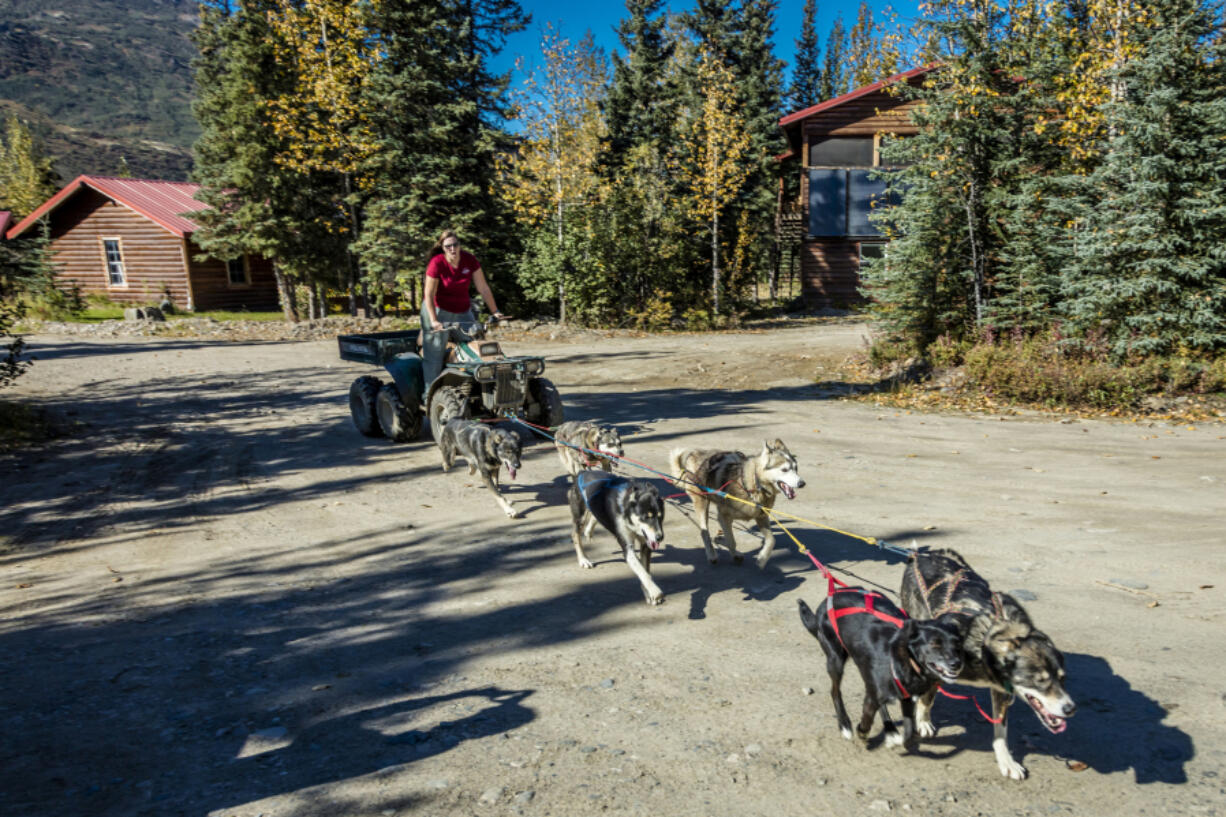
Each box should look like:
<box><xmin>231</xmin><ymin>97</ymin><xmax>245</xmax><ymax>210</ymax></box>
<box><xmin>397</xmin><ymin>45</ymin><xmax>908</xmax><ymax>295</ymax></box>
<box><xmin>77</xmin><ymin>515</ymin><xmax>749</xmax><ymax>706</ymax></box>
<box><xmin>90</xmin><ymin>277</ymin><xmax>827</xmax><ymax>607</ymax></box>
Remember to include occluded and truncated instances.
<box><xmin>349</xmin><ymin>375</ymin><xmax>384</xmax><ymax>437</ymax></box>
<box><xmin>429</xmin><ymin>385</ymin><xmax>470</xmax><ymax>444</ymax></box>
<box><xmin>376</xmin><ymin>383</ymin><xmax>422</xmax><ymax>442</ymax></box>
<box><xmin>527</xmin><ymin>377</ymin><xmax>565</xmax><ymax>428</ymax></box>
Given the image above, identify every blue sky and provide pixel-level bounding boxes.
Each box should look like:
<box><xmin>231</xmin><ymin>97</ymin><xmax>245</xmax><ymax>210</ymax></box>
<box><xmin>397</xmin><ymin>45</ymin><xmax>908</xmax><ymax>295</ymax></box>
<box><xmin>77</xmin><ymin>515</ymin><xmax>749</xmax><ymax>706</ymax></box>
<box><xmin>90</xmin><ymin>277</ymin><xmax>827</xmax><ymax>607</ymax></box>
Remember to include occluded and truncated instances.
<box><xmin>493</xmin><ymin>0</ymin><xmax>925</xmax><ymax>99</ymax></box>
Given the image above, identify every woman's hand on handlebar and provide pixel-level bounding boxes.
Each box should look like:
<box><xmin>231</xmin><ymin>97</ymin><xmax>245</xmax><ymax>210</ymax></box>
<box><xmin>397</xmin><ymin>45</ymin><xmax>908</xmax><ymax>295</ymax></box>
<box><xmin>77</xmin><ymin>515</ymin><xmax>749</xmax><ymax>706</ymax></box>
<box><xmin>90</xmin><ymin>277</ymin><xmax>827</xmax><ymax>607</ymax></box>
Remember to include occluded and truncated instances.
<box><xmin>491</xmin><ymin>312</ymin><xmax>511</xmax><ymax>323</ymax></box>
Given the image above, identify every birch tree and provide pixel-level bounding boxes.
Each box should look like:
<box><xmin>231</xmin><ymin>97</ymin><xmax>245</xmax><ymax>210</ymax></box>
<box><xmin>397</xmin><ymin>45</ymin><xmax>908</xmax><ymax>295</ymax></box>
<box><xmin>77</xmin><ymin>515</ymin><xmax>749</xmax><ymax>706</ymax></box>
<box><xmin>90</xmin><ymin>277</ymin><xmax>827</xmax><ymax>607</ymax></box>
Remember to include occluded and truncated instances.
<box><xmin>676</xmin><ymin>52</ymin><xmax>754</xmax><ymax>316</ymax></box>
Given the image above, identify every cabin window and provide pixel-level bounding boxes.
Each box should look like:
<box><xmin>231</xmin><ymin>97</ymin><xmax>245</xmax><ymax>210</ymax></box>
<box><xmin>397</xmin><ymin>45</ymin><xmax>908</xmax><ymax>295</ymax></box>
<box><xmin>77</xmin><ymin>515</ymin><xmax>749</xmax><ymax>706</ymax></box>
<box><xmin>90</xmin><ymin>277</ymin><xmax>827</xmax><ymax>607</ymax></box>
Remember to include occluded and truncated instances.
<box><xmin>102</xmin><ymin>239</ymin><xmax>126</xmax><ymax>286</ymax></box>
<box><xmin>226</xmin><ymin>257</ymin><xmax>249</xmax><ymax>286</ymax></box>
<box><xmin>808</xmin><ymin>137</ymin><xmax>874</xmax><ymax>168</ymax></box>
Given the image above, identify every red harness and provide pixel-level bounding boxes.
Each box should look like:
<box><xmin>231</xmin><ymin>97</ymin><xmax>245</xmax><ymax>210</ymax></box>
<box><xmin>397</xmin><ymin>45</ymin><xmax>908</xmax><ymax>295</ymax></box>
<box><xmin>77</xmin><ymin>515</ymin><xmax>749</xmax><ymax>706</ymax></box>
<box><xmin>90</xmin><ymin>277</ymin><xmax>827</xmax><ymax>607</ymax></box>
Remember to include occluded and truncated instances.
<box><xmin>826</xmin><ymin>586</ymin><xmax>915</xmax><ymax>699</ymax></box>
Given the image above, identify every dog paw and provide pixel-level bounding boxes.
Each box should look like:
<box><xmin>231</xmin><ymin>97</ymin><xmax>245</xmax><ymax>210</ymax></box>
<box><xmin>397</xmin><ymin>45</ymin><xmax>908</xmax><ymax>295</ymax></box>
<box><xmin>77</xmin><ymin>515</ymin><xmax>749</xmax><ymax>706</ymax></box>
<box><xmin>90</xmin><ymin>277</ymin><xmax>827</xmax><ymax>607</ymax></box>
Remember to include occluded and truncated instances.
<box><xmin>916</xmin><ymin>721</ymin><xmax>936</xmax><ymax>739</ymax></box>
<box><xmin>754</xmin><ymin>554</ymin><xmax>771</xmax><ymax>570</ymax></box>
<box><xmin>645</xmin><ymin>592</ymin><xmax>665</xmax><ymax>606</ymax></box>
<box><xmin>577</xmin><ymin>558</ymin><xmax>594</xmax><ymax>569</ymax></box>
<box><xmin>840</xmin><ymin>727</ymin><xmax>853</xmax><ymax>741</ymax></box>
<box><xmin>732</xmin><ymin>554</ymin><xmax>744</xmax><ymax>566</ymax></box>
<box><xmin>998</xmin><ymin>757</ymin><xmax>1028</xmax><ymax>780</ymax></box>
<box><xmin>884</xmin><ymin>730</ymin><xmax>905</xmax><ymax>748</ymax></box>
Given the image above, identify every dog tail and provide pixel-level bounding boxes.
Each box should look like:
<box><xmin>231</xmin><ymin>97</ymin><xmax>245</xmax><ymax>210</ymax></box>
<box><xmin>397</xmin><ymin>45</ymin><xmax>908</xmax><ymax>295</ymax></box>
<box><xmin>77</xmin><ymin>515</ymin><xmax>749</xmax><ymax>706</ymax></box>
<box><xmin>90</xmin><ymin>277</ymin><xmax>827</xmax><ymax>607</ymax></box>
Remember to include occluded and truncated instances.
<box><xmin>797</xmin><ymin>598</ymin><xmax>822</xmax><ymax>635</ymax></box>
<box><xmin>668</xmin><ymin>447</ymin><xmax>690</xmax><ymax>487</ymax></box>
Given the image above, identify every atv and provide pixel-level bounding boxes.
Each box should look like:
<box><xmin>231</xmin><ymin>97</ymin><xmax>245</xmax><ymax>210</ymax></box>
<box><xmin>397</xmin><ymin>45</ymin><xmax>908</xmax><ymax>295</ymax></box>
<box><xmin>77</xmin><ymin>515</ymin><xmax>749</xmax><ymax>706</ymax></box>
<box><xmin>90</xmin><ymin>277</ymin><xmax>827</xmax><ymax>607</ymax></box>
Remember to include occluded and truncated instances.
<box><xmin>337</xmin><ymin>317</ymin><xmax>564</xmax><ymax>443</ymax></box>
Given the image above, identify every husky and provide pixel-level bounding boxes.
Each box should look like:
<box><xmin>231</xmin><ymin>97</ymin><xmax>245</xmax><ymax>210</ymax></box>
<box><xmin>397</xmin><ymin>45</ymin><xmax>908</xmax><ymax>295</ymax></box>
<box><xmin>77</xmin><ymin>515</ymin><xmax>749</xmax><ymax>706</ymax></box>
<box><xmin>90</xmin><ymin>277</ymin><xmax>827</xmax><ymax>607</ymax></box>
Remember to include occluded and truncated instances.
<box><xmin>798</xmin><ymin>590</ymin><xmax>963</xmax><ymax>750</ymax></box>
<box><xmin>669</xmin><ymin>439</ymin><xmax>805</xmax><ymax>568</ymax></box>
<box><xmin>569</xmin><ymin>469</ymin><xmax>666</xmax><ymax>606</ymax></box>
<box><xmin>899</xmin><ymin>548</ymin><xmax>1076</xmax><ymax>780</ymax></box>
<box><xmin>439</xmin><ymin>419</ymin><xmax>523</xmax><ymax>518</ymax></box>
<box><xmin>554</xmin><ymin>420</ymin><xmax>624</xmax><ymax>477</ymax></box>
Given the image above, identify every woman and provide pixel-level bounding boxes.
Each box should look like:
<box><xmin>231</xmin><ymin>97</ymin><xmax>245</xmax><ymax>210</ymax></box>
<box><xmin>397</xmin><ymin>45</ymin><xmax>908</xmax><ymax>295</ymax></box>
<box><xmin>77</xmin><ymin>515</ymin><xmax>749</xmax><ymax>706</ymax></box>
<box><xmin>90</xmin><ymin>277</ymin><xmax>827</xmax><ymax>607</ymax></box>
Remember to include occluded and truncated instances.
<box><xmin>420</xmin><ymin>229</ymin><xmax>507</xmax><ymax>385</ymax></box>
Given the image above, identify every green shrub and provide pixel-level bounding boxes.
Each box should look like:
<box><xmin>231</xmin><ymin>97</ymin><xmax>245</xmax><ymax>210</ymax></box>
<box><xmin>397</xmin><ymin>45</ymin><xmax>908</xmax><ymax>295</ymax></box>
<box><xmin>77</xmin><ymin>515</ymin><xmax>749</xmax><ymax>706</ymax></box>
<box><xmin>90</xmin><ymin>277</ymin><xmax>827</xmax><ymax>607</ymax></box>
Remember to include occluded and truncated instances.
<box><xmin>959</xmin><ymin>331</ymin><xmax>1226</xmax><ymax>409</ymax></box>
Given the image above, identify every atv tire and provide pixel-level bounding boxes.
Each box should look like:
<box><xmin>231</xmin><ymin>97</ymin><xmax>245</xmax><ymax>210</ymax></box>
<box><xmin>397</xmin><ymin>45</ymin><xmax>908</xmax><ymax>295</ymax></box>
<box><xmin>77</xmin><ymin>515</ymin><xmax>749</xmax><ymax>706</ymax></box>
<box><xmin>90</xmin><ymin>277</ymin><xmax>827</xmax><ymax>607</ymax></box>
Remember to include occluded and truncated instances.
<box><xmin>349</xmin><ymin>375</ymin><xmax>384</xmax><ymax>437</ymax></box>
<box><xmin>526</xmin><ymin>377</ymin><xmax>565</xmax><ymax>429</ymax></box>
<box><xmin>376</xmin><ymin>383</ymin><xmax>422</xmax><ymax>442</ymax></box>
<box><xmin>429</xmin><ymin>386</ymin><xmax>470</xmax><ymax>445</ymax></box>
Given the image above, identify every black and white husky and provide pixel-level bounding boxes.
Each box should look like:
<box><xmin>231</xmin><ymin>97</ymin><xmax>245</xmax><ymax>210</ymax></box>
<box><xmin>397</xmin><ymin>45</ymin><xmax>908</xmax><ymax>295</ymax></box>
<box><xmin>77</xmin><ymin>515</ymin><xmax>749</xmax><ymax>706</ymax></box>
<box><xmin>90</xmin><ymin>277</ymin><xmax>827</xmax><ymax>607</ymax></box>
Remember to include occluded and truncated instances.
<box><xmin>899</xmin><ymin>548</ymin><xmax>1076</xmax><ymax>780</ymax></box>
<box><xmin>553</xmin><ymin>420</ymin><xmax>624</xmax><ymax>477</ymax></box>
<box><xmin>438</xmin><ymin>419</ymin><xmax>523</xmax><ymax>518</ymax></box>
<box><xmin>568</xmin><ymin>470</ymin><xmax>666</xmax><ymax>606</ymax></box>
<box><xmin>669</xmin><ymin>439</ymin><xmax>805</xmax><ymax>568</ymax></box>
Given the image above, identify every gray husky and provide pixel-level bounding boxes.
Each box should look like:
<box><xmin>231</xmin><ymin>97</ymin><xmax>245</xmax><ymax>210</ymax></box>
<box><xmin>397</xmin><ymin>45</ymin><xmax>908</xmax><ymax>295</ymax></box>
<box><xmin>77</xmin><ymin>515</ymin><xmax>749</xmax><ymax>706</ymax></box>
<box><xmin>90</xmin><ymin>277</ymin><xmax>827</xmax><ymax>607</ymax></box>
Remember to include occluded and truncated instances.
<box><xmin>669</xmin><ymin>439</ymin><xmax>805</xmax><ymax>568</ymax></box>
<box><xmin>899</xmin><ymin>548</ymin><xmax>1076</xmax><ymax>780</ymax></box>
<box><xmin>569</xmin><ymin>470</ymin><xmax>666</xmax><ymax>606</ymax></box>
<box><xmin>554</xmin><ymin>420</ymin><xmax>624</xmax><ymax>476</ymax></box>
<box><xmin>439</xmin><ymin>419</ymin><xmax>523</xmax><ymax>518</ymax></box>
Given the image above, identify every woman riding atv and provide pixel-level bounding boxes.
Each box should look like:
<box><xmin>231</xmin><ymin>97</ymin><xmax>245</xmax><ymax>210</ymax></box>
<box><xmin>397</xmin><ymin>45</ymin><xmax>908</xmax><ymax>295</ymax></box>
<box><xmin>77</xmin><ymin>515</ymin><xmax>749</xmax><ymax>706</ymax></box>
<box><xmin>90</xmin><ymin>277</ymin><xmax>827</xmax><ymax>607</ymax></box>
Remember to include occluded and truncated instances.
<box><xmin>421</xmin><ymin>229</ymin><xmax>508</xmax><ymax>385</ymax></box>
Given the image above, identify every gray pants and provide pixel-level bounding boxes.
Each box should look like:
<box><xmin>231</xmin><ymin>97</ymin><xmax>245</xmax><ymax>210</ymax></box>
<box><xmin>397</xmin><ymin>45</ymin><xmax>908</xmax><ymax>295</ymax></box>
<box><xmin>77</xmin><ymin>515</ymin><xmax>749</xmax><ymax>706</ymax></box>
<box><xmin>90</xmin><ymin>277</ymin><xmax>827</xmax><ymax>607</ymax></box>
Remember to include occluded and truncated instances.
<box><xmin>421</xmin><ymin>303</ymin><xmax>475</xmax><ymax>385</ymax></box>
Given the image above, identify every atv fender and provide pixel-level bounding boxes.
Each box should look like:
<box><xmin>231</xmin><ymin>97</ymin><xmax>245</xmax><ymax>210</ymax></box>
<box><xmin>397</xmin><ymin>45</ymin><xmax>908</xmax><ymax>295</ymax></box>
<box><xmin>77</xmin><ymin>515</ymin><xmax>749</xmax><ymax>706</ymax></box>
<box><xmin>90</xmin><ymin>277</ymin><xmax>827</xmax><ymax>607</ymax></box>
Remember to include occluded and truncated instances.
<box><xmin>384</xmin><ymin>353</ymin><xmax>425</xmax><ymax>406</ymax></box>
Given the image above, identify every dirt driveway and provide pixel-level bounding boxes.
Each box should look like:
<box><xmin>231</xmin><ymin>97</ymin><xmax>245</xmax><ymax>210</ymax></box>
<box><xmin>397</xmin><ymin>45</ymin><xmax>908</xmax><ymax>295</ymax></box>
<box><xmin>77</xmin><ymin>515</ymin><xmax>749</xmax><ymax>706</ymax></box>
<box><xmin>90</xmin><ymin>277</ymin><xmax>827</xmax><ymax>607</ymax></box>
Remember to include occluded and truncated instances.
<box><xmin>1</xmin><ymin>320</ymin><xmax>1223</xmax><ymax>817</ymax></box>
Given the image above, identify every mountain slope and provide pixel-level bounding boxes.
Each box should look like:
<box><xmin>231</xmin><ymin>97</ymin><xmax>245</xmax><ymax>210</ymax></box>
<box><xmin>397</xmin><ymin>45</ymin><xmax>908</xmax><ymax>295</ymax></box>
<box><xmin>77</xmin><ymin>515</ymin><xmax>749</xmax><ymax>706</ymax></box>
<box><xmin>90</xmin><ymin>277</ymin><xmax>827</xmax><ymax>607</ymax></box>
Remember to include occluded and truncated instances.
<box><xmin>0</xmin><ymin>0</ymin><xmax>199</xmax><ymax>181</ymax></box>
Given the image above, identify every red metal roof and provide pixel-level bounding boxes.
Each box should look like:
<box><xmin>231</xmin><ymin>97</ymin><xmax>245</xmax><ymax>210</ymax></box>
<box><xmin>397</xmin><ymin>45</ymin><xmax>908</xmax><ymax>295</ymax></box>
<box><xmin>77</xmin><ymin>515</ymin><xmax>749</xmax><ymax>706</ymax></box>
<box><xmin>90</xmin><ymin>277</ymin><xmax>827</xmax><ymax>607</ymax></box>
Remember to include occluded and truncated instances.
<box><xmin>0</xmin><ymin>211</ymin><xmax>11</xmax><ymax>238</ymax></box>
<box><xmin>778</xmin><ymin>64</ymin><xmax>939</xmax><ymax>128</ymax></box>
<box><xmin>6</xmin><ymin>175</ymin><xmax>206</xmax><ymax>240</ymax></box>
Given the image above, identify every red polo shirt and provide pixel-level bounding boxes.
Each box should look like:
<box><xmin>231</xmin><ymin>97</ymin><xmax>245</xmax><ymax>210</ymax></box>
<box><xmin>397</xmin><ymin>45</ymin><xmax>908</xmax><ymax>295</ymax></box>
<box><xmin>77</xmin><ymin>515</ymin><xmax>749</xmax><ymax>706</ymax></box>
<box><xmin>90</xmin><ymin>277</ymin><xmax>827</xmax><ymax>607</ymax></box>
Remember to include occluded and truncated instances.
<box><xmin>426</xmin><ymin>250</ymin><xmax>480</xmax><ymax>314</ymax></box>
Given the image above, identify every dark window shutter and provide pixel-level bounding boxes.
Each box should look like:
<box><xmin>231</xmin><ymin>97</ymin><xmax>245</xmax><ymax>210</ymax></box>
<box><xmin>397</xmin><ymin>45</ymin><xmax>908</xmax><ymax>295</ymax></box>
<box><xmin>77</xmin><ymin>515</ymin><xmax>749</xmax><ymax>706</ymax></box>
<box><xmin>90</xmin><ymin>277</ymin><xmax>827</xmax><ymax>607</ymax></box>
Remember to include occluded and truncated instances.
<box><xmin>848</xmin><ymin>170</ymin><xmax>892</xmax><ymax>236</ymax></box>
<box><xmin>808</xmin><ymin>169</ymin><xmax>847</xmax><ymax>237</ymax></box>
<box><xmin>809</xmin><ymin>137</ymin><xmax>874</xmax><ymax>167</ymax></box>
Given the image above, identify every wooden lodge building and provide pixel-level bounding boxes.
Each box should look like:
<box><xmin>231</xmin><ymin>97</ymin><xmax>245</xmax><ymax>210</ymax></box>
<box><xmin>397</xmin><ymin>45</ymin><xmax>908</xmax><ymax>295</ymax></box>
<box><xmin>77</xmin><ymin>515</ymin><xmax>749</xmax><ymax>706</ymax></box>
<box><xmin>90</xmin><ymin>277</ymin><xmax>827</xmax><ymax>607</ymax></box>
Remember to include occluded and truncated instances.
<box><xmin>4</xmin><ymin>175</ymin><xmax>278</xmax><ymax>312</ymax></box>
<box><xmin>777</xmin><ymin>65</ymin><xmax>935</xmax><ymax>307</ymax></box>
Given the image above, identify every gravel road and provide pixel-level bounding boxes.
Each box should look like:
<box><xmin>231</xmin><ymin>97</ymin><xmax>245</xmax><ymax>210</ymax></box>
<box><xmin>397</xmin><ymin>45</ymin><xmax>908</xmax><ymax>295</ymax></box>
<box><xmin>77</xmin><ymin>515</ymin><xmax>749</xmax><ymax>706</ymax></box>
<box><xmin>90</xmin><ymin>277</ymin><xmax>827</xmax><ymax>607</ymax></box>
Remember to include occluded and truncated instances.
<box><xmin>1</xmin><ymin>320</ymin><xmax>1222</xmax><ymax>817</ymax></box>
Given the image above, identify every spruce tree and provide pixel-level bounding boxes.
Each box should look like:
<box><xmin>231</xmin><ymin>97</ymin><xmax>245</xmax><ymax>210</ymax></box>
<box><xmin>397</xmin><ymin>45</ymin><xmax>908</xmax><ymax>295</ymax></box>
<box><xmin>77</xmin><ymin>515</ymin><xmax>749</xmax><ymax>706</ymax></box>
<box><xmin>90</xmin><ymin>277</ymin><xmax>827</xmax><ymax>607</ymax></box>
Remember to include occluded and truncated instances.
<box><xmin>1063</xmin><ymin>0</ymin><xmax>1226</xmax><ymax>356</ymax></box>
<box><xmin>787</xmin><ymin>0</ymin><xmax>822</xmax><ymax>110</ymax></box>
<box><xmin>191</xmin><ymin>0</ymin><xmax>348</xmax><ymax>320</ymax></box>
<box><xmin>356</xmin><ymin>0</ymin><xmax>527</xmax><ymax>310</ymax></box>
<box><xmin>822</xmin><ymin>15</ymin><xmax>848</xmax><ymax>97</ymax></box>
<box><xmin>604</xmin><ymin>0</ymin><xmax>677</xmax><ymax>167</ymax></box>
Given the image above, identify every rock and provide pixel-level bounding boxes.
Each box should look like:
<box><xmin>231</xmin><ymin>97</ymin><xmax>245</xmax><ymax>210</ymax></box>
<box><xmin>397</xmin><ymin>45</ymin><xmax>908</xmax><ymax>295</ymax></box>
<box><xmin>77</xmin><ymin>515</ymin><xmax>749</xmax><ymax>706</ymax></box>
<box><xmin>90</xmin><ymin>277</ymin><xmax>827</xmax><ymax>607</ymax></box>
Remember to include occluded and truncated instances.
<box><xmin>1011</xmin><ymin>589</ymin><xmax>1038</xmax><ymax>601</ymax></box>
<box><xmin>803</xmin><ymin>686</ymin><xmax>815</xmax><ymax>695</ymax></box>
<box><xmin>869</xmin><ymin>799</ymin><xmax>892</xmax><ymax>811</ymax></box>
<box><xmin>744</xmin><ymin>743</ymin><xmax>762</xmax><ymax>756</ymax></box>
<box><xmin>600</xmin><ymin>678</ymin><xmax>615</xmax><ymax>688</ymax></box>
<box><xmin>479</xmin><ymin>786</ymin><xmax>504</xmax><ymax>803</ymax></box>
<box><xmin>514</xmin><ymin>790</ymin><xmax>535</xmax><ymax>804</ymax></box>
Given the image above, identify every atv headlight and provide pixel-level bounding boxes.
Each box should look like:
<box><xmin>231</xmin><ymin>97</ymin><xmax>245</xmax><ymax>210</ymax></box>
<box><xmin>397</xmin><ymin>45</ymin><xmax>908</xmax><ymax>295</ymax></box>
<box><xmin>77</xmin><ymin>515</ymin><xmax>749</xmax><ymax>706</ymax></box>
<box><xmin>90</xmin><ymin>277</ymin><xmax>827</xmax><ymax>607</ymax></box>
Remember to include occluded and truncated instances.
<box><xmin>475</xmin><ymin>364</ymin><xmax>495</xmax><ymax>382</ymax></box>
<box><xmin>524</xmin><ymin>359</ymin><xmax>545</xmax><ymax>376</ymax></box>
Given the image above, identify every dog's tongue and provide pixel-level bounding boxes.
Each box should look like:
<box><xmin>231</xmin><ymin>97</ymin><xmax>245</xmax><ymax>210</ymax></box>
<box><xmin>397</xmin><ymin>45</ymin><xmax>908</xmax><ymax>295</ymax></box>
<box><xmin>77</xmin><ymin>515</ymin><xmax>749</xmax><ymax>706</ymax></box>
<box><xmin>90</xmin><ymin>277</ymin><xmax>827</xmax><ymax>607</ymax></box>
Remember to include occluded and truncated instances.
<box><xmin>508</xmin><ymin>466</ymin><xmax>517</xmax><ymax>480</ymax></box>
<box><xmin>779</xmin><ymin>481</ymin><xmax>796</xmax><ymax>500</ymax></box>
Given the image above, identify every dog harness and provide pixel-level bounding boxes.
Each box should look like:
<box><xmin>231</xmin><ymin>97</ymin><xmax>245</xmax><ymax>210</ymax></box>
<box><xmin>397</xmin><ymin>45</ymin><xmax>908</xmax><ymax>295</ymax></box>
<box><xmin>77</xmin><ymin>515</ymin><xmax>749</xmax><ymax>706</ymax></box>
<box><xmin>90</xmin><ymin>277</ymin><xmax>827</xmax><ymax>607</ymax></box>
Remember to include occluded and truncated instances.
<box><xmin>826</xmin><ymin>586</ymin><xmax>917</xmax><ymax>699</ymax></box>
<box><xmin>910</xmin><ymin>559</ymin><xmax>968</xmax><ymax>618</ymax></box>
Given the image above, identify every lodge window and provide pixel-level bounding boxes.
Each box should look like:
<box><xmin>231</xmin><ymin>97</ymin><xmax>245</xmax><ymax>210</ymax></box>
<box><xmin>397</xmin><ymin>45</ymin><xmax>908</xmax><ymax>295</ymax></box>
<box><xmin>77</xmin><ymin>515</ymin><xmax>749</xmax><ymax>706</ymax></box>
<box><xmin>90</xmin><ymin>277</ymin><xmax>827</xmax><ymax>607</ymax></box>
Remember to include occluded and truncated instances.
<box><xmin>809</xmin><ymin>136</ymin><xmax>874</xmax><ymax>168</ymax></box>
<box><xmin>102</xmin><ymin>238</ymin><xmax>126</xmax><ymax>286</ymax></box>
<box><xmin>226</xmin><ymin>257</ymin><xmax>250</xmax><ymax>286</ymax></box>
<box><xmin>807</xmin><ymin>168</ymin><xmax>900</xmax><ymax>238</ymax></box>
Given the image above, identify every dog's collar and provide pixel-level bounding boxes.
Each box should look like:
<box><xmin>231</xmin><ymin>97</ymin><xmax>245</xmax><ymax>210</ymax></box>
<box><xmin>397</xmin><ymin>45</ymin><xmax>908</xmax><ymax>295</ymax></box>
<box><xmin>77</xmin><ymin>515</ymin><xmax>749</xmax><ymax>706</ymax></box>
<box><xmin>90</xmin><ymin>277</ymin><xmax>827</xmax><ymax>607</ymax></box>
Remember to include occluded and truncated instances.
<box><xmin>891</xmin><ymin>656</ymin><xmax>926</xmax><ymax>699</ymax></box>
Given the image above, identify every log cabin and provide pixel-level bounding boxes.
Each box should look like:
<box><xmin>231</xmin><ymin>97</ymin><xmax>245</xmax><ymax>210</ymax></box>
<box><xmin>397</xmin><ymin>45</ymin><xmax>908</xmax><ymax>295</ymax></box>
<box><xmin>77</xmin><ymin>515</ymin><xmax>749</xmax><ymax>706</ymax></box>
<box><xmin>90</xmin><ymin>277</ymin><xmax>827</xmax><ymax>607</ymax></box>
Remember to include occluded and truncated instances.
<box><xmin>777</xmin><ymin>65</ymin><xmax>936</xmax><ymax>307</ymax></box>
<box><xmin>4</xmin><ymin>175</ymin><xmax>278</xmax><ymax>311</ymax></box>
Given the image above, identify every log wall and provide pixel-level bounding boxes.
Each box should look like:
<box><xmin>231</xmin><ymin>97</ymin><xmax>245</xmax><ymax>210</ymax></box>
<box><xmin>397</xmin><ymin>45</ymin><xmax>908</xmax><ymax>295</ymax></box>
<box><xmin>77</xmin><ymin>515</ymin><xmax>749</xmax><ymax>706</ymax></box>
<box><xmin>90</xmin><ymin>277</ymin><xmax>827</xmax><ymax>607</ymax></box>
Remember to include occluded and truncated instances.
<box><xmin>186</xmin><ymin>242</ymin><xmax>279</xmax><ymax>312</ymax></box>
<box><xmin>46</xmin><ymin>188</ymin><xmax>192</xmax><ymax>307</ymax></box>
